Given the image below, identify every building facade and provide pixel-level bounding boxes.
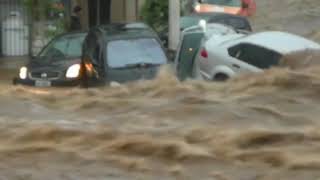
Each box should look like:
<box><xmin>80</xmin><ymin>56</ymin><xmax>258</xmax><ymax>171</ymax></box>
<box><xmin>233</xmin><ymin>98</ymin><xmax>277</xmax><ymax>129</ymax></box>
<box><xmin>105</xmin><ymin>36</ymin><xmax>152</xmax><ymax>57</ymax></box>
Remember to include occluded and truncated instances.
<box><xmin>71</xmin><ymin>0</ymin><xmax>146</xmax><ymax>29</ymax></box>
<box><xmin>0</xmin><ymin>0</ymin><xmax>30</xmax><ymax>56</ymax></box>
<box><xmin>0</xmin><ymin>0</ymin><xmax>146</xmax><ymax>57</ymax></box>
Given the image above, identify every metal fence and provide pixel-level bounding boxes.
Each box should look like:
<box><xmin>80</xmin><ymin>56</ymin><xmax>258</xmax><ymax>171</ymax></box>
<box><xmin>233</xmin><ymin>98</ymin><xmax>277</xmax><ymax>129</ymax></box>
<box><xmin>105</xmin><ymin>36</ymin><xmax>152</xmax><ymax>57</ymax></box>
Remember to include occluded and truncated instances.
<box><xmin>0</xmin><ymin>0</ymin><xmax>31</xmax><ymax>57</ymax></box>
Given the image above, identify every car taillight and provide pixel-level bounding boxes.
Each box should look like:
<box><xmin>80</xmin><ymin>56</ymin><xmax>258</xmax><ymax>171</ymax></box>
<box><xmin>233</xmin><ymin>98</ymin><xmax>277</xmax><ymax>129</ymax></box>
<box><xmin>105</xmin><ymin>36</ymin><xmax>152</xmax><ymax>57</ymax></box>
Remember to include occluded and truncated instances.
<box><xmin>200</xmin><ymin>48</ymin><xmax>208</xmax><ymax>58</ymax></box>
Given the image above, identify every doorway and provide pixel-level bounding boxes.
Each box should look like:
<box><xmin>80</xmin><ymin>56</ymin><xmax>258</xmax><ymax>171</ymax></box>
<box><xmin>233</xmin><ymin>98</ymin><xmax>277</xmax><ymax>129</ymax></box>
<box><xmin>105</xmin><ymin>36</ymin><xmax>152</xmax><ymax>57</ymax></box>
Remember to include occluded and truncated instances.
<box><xmin>88</xmin><ymin>0</ymin><xmax>111</xmax><ymax>27</ymax></box>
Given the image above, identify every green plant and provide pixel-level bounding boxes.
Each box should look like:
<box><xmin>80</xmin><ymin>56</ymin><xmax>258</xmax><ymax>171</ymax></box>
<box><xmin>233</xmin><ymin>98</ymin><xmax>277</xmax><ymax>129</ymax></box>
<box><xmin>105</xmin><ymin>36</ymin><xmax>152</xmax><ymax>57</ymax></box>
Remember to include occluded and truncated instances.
<box><xmin>141</xmin><ymin>0</ymin><xmax>193</xmax><ymax>33</ymax></box>
<box><xmin>141</xmin><ymin>0</ymin><xmax>169</xmax><ymax>33</ymax></box>
<box><xmin>45</xmin><ymin>2</ymin><xmax>67</xmax><ymax>38</ymax></box>
<box><xmin>23</xmin><ymin>0</ymin><xmax>67</xmax><ymax>39</ymax></box>
<box><xmin>23</xmin><ymin>0</ymin><xmax>51</xmax><ymax>21</ymax></box>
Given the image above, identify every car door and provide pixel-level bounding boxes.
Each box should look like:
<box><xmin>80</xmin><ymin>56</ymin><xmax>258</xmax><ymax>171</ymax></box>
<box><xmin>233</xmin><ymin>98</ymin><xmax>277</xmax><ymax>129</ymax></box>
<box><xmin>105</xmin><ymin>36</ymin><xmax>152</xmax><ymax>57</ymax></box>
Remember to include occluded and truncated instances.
<box><xmin>175</xmin><ymin>31</ymin><xmax>204</xmax><ymax>81</ymax></box>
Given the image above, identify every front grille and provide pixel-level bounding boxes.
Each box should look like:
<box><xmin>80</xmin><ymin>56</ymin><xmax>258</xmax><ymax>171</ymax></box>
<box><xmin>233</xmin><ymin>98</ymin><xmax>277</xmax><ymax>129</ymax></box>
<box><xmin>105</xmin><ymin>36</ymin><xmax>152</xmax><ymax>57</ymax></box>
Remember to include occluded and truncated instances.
<box><xmin>30</xmin><ymin>71</ymin><xmax>60</xmax><ymax>80</ymax></box>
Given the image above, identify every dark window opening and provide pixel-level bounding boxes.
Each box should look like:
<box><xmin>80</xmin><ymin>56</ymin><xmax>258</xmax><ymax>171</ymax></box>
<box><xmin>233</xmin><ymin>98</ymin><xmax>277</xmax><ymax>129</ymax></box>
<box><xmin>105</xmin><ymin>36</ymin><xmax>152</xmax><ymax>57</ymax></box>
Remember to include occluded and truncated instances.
<box><xmin>88</xmin><ymin>0</ymin><xmax>111</xmax><ymax>27</ymax></box>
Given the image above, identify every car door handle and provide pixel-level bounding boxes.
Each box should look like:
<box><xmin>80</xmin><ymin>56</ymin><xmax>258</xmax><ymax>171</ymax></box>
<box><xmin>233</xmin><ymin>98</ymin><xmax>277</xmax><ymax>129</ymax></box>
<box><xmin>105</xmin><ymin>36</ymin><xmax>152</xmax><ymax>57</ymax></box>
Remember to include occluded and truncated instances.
<box><xmin>232</xmin><ymin>64</ymin><xmax>240</xmax><ymax>69</ymax></box>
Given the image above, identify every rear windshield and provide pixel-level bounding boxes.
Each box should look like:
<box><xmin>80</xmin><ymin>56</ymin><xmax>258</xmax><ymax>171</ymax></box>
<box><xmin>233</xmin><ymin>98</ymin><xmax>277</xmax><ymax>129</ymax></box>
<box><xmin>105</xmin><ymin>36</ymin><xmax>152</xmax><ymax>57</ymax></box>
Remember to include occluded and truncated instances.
<box><xmin>39</xmin><ymin>33</ymin><xmax>86</xmax><ymax>60</ymax></box>
<box><xmin>202</xmin><ymin>0</ymin><xmax>241</xmax><ymax>7</ymax></box>
<box><xmin>107</xmin><ymin>38</ymin><xmax>167</xmax><ymax>68</ymax></box>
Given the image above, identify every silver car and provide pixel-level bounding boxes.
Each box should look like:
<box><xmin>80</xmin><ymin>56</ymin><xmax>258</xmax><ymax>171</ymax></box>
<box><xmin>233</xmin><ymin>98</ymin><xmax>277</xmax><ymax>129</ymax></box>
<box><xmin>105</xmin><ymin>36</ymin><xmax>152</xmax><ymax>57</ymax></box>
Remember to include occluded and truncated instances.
<box><xmin>195</xmin><ymin>31</ymin><xmax>320</xmax><ymax>81</ymax></box>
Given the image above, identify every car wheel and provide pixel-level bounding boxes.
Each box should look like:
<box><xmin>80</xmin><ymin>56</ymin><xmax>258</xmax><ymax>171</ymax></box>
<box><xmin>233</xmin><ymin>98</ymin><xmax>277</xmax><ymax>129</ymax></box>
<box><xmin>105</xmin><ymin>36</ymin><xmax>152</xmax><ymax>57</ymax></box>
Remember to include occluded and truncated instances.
<box><xmin>214</xmin><ymin>73</ymin><xmax>229</xmax><ymax>82</ymax></box>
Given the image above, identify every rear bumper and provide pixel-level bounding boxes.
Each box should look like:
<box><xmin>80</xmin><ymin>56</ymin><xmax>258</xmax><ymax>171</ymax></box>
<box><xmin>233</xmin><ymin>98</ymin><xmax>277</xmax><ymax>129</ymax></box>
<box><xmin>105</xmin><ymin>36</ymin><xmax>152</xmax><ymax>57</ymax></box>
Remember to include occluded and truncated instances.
<box><xmin>13</xmin><ymin>77</ymin><xmax>80</xmax><ymax>87</ymax></box>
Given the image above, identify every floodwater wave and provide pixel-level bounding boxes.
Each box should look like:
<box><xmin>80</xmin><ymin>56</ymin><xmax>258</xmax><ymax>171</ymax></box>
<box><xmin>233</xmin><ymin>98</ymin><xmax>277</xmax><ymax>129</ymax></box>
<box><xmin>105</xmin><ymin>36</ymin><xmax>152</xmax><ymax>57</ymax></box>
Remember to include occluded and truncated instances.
<box><xmin>1</xmin><ymin>51</ymin><xmax>320</xmax><ymax>179</ymax></box>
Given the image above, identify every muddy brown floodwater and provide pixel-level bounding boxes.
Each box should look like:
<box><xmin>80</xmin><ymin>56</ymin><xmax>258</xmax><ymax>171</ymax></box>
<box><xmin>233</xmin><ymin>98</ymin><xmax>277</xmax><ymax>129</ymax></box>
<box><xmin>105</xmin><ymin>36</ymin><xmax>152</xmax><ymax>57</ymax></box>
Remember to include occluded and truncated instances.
<box><xmin>1</xmin><ymin>0</ymin><xmax>320</xmax><ymax>179</ymax></box>
<box><xmin>2</xmin><ymin>58</ymin><xmax>320</xmax><ymax>179</ymax></box>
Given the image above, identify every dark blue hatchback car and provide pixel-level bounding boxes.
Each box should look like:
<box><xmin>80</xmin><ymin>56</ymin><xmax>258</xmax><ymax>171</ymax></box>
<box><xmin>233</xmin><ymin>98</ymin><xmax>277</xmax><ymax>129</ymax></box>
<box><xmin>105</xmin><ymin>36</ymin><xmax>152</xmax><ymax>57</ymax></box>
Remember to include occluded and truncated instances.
<box><xmin>81</xmin><ymin>23</ymin><xmax>168</xmax><ymax>87</ymax></box>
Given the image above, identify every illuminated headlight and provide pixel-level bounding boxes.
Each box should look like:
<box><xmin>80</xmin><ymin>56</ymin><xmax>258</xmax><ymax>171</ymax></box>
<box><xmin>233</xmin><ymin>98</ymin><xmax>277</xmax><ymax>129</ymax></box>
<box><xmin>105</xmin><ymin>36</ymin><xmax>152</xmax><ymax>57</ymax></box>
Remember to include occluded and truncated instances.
<box><xmin>194</xmin><ymin>4</ymin><xmax>201</xmax><ymax>12</ymax></box>
<box><xmin>66</xmin><ymin>64</ymin><xmax>80</xmax><ymax>78</ymax></box>
<box><xmin>19</xmin><ymin>66</ymin><xmax>27</xmax><ymax>79</ymax></box>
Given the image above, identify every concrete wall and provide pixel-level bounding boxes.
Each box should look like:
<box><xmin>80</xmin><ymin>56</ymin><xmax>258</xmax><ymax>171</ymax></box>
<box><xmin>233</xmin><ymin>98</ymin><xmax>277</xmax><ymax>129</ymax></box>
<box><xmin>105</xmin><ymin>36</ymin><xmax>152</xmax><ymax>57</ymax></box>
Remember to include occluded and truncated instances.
<box><xmin>108</xmin><ymin>0</ymin><xmax>145</xmax><ymax>23</ymax></box>
<box><xmin>110</xmin><ymin>0</ymin><xmax>125</xmax><ymax>22</ymax></box>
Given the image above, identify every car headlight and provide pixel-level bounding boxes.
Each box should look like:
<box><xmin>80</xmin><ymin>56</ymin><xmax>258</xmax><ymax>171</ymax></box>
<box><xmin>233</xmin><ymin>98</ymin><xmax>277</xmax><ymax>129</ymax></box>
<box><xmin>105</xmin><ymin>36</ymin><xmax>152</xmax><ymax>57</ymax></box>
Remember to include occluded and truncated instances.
<box><xmin>66</xmin><ymin>64</ymin><xmax>80</xmax><ymax>78</ymax></box>
<box><xmin>194</xmin><ymin>4</ymin><xmax>201</xmax><ymax>12</ymax></box>
<box><xmin>19</xmin><ymin>66</ymin><xmax>27</xmax><ymax>79</ymax></box>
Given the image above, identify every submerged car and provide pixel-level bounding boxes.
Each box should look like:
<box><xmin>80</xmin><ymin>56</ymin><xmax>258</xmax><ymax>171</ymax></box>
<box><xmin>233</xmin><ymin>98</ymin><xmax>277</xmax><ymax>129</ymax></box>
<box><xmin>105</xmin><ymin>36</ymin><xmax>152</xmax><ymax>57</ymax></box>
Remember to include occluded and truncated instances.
<box><xmin>195</xmin><ymin>31</ymin><xmax>320</xmax><ymax>81</ymax></box>
<box><xmin>175</xmin><ymin>22</ymin><xmax>239</xmax><ymax>80</ymax></box>
<box><xmin>159</xmin><ymin>12</ymin><xmax>252</xmax><ymax>47</ymax></box>
<box><xmin>81</xmin><ymin>23</ymin><xmax>168</xmax><ymax>87</ymax></box>
<box><xmin>13</xmin><ymin>32</ymin><xmax>87</xmax><ymax>87</ymax></box>
<box><xmin>193</xmin><ymin>0</ymin><xmax>256</xmax><ymax>16</ymax></box>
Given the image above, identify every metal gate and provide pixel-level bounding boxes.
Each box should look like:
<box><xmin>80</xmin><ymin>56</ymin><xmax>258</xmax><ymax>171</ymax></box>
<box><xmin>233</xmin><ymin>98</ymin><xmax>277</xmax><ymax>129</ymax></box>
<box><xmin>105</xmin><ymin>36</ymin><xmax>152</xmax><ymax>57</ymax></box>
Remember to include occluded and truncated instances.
<box><xmin>0</xmin><ymin>0</ymin><xmax>30</xmax><ymax>57</ymax></box>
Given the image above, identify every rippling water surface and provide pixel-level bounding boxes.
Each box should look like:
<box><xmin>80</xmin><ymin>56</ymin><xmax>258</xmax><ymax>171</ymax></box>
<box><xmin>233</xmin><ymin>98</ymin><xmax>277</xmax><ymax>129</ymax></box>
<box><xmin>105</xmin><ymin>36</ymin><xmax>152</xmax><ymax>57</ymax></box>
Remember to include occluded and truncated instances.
<box><xmin>1</xmin><ymin>50</ymin><xmax>320</xmax><ymax>179</ymax></box>
<box><xmin>1</xmin><ymin>0</ymin><xmax>320</xmax><ymax>177</ymax></box>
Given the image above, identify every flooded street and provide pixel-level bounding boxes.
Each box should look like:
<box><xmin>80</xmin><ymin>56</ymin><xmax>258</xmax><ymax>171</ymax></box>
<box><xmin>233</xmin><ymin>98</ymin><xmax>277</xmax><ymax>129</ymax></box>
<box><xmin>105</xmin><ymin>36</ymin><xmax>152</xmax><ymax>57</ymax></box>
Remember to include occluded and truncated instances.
<box><xmin>1</xmin><ymin>0</ymin><xmax>320</xmax><ymax>179</ymax></box>
<box><xmin>1</xmin><ymin>64</ymin><xmax>320</xmax><ymax>179</ymax></box>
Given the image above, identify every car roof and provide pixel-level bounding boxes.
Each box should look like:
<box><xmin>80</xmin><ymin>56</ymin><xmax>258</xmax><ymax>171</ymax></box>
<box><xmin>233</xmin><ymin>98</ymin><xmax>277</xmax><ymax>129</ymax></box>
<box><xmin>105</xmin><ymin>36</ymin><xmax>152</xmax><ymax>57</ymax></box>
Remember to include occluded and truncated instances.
<box><xmin>233</xmin><ymin>31</ymin><xmax>320</xmax><ymax>54</ymax></box>
<box><xmin>91</xmin><ymin>22</ymin><xmax>159</xmax><ymax>41</ymax></box>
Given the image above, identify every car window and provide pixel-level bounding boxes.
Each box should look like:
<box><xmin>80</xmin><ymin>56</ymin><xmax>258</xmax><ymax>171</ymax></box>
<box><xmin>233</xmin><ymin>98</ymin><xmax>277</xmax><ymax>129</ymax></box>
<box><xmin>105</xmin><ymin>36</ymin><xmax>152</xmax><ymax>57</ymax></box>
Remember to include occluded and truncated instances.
<box><xmin>107</xmin><ymin>38</ymin><xmax>167</xmax><ymax>68</ymax></box>
<box><xmin>201</xmin><ymin>0</ymin><xmax>241</xmax><ymax>7</ymax></box>
<box><xmin>177</xmin><ymin>32</ymin><xmax>204</xmax><ymax>80</ymax></box>
<box><xmin>228</xmin><ymin>43</ymin><xmax>282</xmax><ymax>69</ymax></box>
<box><xmin>39</xmin><ymin>34</ymin><xmax>86</xmax><ymax>60</ymax></box>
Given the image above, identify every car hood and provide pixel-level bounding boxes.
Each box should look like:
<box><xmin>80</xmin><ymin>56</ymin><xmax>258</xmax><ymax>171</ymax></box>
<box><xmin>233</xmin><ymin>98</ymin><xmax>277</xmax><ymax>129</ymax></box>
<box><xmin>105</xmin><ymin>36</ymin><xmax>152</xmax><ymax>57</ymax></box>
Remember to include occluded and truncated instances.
<box><xmin>105</xmin><ymin>65</ymin><xmax>162</xmax><ymax>83</ymax></box>
<box><xmin>28</xmin><ymin>58</ymin><xmax>81</xmax><ymax>71</ymax></box>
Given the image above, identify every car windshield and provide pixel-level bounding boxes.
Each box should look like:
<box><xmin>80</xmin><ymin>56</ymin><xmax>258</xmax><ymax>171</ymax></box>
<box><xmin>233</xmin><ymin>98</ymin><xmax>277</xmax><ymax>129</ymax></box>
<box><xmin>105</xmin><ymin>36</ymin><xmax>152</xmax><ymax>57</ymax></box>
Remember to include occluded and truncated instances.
<box><xmin>39</xmin><ymin>33</ymin><xmax>86</xmax><ymax>60</ymax></box>
<box><xmin>202</xmin><ymin>0</ymin><xmax>241</xmax><ymax>7</ymax></box>
<box><xmin>107</xmin><ymin>38</ymin><xmax>167</xmax><ymax>68</ymax></box>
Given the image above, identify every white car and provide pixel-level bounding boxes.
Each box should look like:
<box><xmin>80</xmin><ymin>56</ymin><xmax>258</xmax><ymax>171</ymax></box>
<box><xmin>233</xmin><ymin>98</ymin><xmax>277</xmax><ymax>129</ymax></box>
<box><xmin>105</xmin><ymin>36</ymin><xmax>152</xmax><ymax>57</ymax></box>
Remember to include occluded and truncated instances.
<box><xmin>174</xmin><ymin>22</ymin><xmax>240</xmax><ymax>80</ymax></box>
<box><xmin>195</xmin><ymin>31</ymin><xmax>320</xmax><ymax>81</ymax></box>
